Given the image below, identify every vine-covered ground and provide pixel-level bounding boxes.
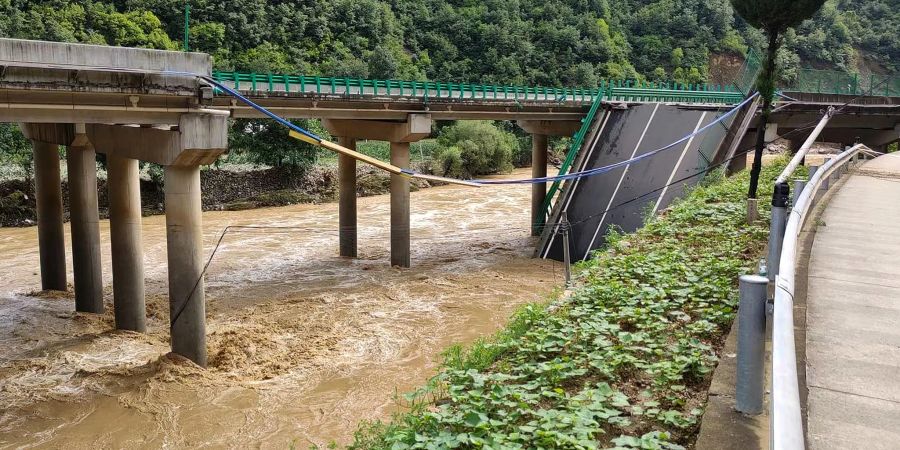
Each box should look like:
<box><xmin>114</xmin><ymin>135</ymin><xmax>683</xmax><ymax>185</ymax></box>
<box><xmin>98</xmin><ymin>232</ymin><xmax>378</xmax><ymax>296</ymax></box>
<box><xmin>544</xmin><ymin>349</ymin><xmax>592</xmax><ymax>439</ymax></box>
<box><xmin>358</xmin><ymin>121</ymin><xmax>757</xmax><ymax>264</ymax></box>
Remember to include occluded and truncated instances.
<box><xmin>350</xmin><ymin>162</ymin><xmax>784</xmax><ymax>449</ymax></box>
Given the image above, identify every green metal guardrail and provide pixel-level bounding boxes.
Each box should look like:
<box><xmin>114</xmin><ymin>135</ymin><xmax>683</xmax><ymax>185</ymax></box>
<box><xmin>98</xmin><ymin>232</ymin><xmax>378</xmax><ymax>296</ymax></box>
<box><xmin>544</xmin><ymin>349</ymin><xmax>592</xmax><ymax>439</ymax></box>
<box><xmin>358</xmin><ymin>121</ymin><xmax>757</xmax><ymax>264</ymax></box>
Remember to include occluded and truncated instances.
<box><xmin>532</xmin><ymin>94</ymin><xmax>605</xmax><ymax>233</ymax></box>
<box><xmin>781</xmin><ymin>69</ymin><xmax>900</xmax><ymax>97</ymax></box>
<box><xmin>211</xmin><ymin>71</ymin><xmax>745</xmax><ymax>105</ymax></box>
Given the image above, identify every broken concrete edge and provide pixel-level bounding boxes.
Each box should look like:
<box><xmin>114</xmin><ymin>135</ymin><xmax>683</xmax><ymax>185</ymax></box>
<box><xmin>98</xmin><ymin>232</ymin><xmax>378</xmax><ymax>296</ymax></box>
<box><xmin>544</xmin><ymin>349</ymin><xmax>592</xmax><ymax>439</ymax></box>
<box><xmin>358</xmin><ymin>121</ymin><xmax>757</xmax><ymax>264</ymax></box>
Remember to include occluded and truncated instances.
<box><xmin>0</xmin><ymin>38</ymin><xmax>211</xmax><ymax>75</ymax></box>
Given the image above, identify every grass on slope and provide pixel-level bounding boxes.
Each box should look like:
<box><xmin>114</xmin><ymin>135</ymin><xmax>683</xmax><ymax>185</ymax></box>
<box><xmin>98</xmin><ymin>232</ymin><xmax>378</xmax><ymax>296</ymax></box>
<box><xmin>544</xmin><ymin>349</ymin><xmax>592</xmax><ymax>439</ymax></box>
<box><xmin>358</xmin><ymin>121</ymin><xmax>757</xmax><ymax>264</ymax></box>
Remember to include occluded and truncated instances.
<box><xmin>348</xmin><ymin>161</ymin><xmax>785</xmax><ymax>450</ymax></box>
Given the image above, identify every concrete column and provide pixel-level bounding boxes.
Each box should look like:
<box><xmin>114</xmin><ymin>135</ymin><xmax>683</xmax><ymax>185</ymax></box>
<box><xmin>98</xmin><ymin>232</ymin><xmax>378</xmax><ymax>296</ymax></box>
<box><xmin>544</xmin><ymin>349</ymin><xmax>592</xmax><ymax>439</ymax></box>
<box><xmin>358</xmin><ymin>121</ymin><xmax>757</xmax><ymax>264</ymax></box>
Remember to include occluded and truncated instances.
<box><xmin>32</xmin><ymin>141</ymin><xmax>66</xmax><ymax>291</ymax></box>
<box><xmin>164</xmin><ymin>165</ymin><xmax>206</xmax><ymax>366</ymax></box>
<box><xmin>337</xmin><ymin>137</ymin><xmax>357</xmax><ymax>258</ymax></box>
<box><xmin>107</xmin><ymin>154</ymin><xmax>146</xmax><ymax>332</ymax></box>
<box><xmin>390</xmin><ymin>142</ymin><xmax>410</xmax><ymax>268</ymax></box>
<box><xmin>531</xmin><ymin>133</ymin><xmax>549</xmax><ymax>236</ymax></box>
<box><xmin>67</xmin><ymin>144</ymin><xmax>103</xmax><ymax>313</ymax></box>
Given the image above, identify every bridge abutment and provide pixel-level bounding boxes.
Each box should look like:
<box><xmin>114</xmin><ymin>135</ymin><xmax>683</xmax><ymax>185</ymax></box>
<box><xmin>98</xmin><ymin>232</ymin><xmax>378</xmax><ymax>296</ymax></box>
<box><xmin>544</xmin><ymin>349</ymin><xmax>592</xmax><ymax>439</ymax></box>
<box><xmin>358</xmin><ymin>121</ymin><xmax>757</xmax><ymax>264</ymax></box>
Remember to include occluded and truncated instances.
<box><xmin>31</xmin><ymin>140</ymin><xmax>67</xmax><ymax>291</ymax></box>
<box><xmin>66</xmin><ymin>138</ymin><xmax>104</xmax><ymax>313</ymax></box>
<box><xmin>107</xmin><ymin>154</ymin><xmax>147</xmax><ymax>332</ymax></box>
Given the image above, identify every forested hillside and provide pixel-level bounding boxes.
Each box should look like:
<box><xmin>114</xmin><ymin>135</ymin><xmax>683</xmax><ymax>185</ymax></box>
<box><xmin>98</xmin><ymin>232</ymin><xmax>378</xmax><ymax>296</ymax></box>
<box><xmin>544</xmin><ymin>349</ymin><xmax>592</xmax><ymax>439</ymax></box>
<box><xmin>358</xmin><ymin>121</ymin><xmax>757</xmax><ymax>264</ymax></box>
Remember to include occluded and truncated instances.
<box><xmin>0</xmin><ymin>0</ymin><xmax>897</xmax><ymax>87</ymax></box>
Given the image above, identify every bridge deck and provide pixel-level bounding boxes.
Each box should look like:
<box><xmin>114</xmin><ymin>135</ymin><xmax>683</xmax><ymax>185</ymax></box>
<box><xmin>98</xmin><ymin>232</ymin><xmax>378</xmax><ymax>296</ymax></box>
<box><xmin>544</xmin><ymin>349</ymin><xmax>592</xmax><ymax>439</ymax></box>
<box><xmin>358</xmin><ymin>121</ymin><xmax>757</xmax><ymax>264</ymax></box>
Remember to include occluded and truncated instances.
<box><xmin>806</xmin><ymin>152</ymin><xmax>900</xmax><ymax>449</ymax></box>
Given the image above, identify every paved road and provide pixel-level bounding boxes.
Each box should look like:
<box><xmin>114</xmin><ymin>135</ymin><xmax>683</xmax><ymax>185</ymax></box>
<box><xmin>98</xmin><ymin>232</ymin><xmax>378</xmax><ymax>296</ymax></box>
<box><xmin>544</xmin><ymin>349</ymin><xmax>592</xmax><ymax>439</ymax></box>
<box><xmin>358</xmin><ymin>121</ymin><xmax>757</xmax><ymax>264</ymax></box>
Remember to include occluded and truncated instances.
<box><xmin>806</xmin><ymin>152</ymin><xmax>900</xmax><ymax>449</ymax></box>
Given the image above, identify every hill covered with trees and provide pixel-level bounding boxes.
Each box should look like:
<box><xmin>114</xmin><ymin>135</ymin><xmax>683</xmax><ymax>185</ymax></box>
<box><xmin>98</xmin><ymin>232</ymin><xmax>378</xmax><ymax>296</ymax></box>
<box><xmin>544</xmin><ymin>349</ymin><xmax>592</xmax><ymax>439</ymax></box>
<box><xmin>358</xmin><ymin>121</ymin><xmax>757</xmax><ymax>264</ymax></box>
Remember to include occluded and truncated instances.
<box><xmin>0</xmin><ymin>0</ymin><xmax>897</xmax><ymax>87</ymax></box>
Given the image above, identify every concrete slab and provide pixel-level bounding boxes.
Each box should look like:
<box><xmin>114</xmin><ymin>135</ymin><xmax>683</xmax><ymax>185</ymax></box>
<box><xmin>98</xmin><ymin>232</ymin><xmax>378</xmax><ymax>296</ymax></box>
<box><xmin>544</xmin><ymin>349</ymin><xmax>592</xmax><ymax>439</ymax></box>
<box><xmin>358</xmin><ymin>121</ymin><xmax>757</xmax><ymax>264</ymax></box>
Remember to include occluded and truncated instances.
<box><xmin>807</xmin><ymin>387</ymin><xmax>900</xmax><ymax>450</ymax></box>
<box><xmin>806</xmin><ymin>152</ymin><xmax>900</xmax><ymax>449</ymax></box>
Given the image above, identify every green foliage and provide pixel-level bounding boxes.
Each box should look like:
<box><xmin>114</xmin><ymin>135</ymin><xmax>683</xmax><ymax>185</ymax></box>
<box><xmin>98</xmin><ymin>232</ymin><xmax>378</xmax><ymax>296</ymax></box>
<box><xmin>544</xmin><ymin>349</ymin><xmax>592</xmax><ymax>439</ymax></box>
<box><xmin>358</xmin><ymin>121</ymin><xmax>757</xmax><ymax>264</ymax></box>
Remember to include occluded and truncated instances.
<box><xmin>229</xmin><ymin>118</ymin><xmax>328</xmax><ymax>168</ymax></box>
<box><xmin>431</xmin><ymin>121</ymin><xmax>515</xmax><ymax>179</ymax></box>
<box><xmin>730</xmin><ymin>0</ymin><xmax>828</xmax><ymax>35</ymax></box>
<box><xmin>0</xmin><ymin>124</ymin><xmax>33</xmax><ymax>182</ymax></box>
<box><xmin>351</xmin><ymin>160</ymin><xmax>787</xmax><ymax>449</ymax></box>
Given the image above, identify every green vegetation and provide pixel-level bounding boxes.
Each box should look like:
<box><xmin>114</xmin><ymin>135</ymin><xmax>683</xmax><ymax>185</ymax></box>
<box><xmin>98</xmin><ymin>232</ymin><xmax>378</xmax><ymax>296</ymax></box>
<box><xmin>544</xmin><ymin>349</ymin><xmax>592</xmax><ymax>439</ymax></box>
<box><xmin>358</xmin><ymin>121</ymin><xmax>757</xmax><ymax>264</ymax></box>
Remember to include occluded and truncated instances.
<box><xmin>431</xmin><ymin>121</ymin><xmax>517</xmax><ymax>179</ymax></box>
<box><xmin>0</xmin><ymin>124</ymin><xmax>32</xmax><ymax>182</ymax></box>
<box><xmin>0</xmin><ymin>0</ymin><xmax>897</xmax><ymax>172</ymax></box>
<box><xmin>349</xmin><ymin>161</ymin><xmax>785</xmax><ymax>449</ymax></box>
<box><xmin>2</xmin><ymin>0</ymin><xmax>896</xmax><ymax>81</ymax></box>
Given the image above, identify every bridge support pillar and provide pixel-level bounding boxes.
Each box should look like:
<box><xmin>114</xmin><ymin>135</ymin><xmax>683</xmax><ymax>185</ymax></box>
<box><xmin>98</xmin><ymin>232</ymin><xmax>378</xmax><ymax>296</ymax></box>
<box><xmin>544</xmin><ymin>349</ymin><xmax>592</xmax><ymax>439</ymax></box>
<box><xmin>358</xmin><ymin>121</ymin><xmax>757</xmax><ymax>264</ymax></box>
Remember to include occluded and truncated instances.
<box><xmin>391</xmin><ymin>142</ymin><xmax>411</xmax><ymax>268</ymax></box>
<box><xmin>32</xmin><ymin>140</ymin><xmax>67</xmax><ymax>291</ymax></box>
<box><xmin>516</xmin><ymin>120</ymin><xmax>581</xmax><ymax>236</ymax></box>
<box><xmin>337</xmin><ymin>137</ymin><xmax>358</xmax><ymax>258</ymax></box>
<box><xmin>531</xmin><ymin>133</ymin><xmax>548</xmax><ymax>236</ymax></box>
<box><xmin>67</xmin><ymin>141</ymin><xmax>104</xmax><ymax>313</ymax></box>
<box><xmin>322</xmin><ymin>115</ymin><xmax>432</xmax><ymax>267</ymax></box>
<box><xmin>164</xmin><ymin>165</ymin><xmax>207</xmax><ymax>367</ymax></box>
<box><xmin>108</xmin><ymin>154</ymin><xmax>146</xmax><ymax>332</ymax></box>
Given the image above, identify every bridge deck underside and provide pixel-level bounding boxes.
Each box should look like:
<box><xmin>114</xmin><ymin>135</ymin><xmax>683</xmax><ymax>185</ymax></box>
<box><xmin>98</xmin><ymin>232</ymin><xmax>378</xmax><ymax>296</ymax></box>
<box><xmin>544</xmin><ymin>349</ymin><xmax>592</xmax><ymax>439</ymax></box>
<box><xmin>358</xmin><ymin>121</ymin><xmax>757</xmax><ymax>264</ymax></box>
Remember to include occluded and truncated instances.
<box><xmin>539</xmin><ymin>103</ymin><xmax>733</xmax><ymax>261</ymax></box>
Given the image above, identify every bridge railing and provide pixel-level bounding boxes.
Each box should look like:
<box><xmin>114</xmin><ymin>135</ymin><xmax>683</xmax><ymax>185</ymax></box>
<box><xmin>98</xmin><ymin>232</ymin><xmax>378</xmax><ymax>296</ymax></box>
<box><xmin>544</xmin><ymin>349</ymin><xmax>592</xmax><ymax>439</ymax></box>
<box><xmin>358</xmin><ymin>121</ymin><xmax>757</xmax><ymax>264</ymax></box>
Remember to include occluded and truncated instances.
<box><xmin>533</xmin><ymin>95</ymin><xmax>606</xmax><ymax>233</ymax></box>
<box><xmin>210</xmin><ymin>71</ymin><xmax>745</xmax><ymax>105</ymax></box>
<box><xmin>782</xmin><ymin>69</ymin><xmax>900</xmax><ymax>97</ymax></box>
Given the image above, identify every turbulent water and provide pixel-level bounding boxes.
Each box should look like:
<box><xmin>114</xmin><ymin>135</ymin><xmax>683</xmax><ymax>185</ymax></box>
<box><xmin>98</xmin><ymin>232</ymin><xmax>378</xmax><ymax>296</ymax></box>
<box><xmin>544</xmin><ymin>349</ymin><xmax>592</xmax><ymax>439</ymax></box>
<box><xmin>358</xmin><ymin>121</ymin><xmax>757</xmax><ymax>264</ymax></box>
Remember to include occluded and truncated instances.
<box><xmin>0</xmin><ymin>168</ymin><xmax>562</xmax><ymax>449</ymax></box>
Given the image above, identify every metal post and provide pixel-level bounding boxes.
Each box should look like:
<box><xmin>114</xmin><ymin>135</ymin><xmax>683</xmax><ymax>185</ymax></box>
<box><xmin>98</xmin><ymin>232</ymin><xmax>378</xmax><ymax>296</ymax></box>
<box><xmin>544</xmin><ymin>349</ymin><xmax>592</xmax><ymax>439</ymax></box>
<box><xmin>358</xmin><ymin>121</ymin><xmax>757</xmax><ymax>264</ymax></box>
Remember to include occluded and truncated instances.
<box><xmin>561</xmin><ymin>213</ymin><xmax>571</xmax><ymax>287</ymax></box>
<box><xmin>736</xmin><ymin>274</ymin><xmax>768</xmax><ymax>415</ymax></box>
<box><xmin>183</xmin><ymin>2</ymin><xmax>190</xmax><ymax>52</ymax></box>
<box><xmin>808</xmin><ymin>165</ymin><xmax>820</xmax><ymax>200</ymax></box>
<box><xmin>793</xmin><ymin>179</ymin><xmax>806</xmax><ymax>204</ymax></box>
<box><xmin>767</xmin><ymin>182</ymin><xmax>789</xmax><ymax>282</ymax></box>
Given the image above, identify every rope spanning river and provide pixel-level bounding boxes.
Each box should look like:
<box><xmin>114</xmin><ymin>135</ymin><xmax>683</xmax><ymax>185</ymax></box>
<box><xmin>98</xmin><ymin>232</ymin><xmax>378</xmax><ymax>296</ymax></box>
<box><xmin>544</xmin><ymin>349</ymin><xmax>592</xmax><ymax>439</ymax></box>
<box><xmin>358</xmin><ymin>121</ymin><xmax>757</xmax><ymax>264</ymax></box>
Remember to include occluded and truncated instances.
<box><xmin>0</xmin><ymin>167</ymin><xmax>561</xmax><ymax>448</ymax></box>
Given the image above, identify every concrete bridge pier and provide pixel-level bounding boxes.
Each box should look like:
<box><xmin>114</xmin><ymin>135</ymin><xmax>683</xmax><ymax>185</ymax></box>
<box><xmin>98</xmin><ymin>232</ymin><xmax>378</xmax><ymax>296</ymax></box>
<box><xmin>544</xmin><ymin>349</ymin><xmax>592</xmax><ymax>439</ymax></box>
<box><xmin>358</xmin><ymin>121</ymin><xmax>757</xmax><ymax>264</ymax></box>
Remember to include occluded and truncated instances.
<box><xmin>517</xmin><ymin>120</ymin><xmax>582</xmax><ymax>236</ymax></box>
<box><xmin>31</xmin><ymin>140</ymin><xmax>67</xmax><ymax>291</ymax></box>
<box><xmin>323</xmin><ymin>115</ymin><xmax>431</xmax><ymax>268</ymax></box>
<box><xmin>336</xmin><ymin>137</ymin><xmax>358</xmax><ymax>258</ymax></box>
<box><xmin>107</xmin><ymin>154</ymin><xmax>146</xmax><ymax>332</ymax></box>
<box><xmin>164</xmin><ymin>165</ymin><xmax>206</xmax><ymax>366</ymax></box>
<box><xmin>390</xmin><ymin>142</ymin><xmax>411</xmax><ymax>267</ymax></box>
<box><xmin>86</xmin><ymin>113</ymin><xmax>228</xmax><ymax>366</ymax></box>
<box><xmin>66</xmin><ymin>133</ymin><xmax>104</xmax><ymax>313</ymax></box>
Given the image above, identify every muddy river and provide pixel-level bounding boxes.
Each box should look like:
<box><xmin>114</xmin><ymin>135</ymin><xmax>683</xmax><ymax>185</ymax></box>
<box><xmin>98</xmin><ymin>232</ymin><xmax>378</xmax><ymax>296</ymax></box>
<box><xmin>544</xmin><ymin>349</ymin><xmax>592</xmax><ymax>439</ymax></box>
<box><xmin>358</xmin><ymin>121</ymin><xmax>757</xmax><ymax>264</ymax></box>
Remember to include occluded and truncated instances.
<box><xmin>0</xmin><ymin>167</ymin><xmax>562</xmax><ymax>449</ymax></box>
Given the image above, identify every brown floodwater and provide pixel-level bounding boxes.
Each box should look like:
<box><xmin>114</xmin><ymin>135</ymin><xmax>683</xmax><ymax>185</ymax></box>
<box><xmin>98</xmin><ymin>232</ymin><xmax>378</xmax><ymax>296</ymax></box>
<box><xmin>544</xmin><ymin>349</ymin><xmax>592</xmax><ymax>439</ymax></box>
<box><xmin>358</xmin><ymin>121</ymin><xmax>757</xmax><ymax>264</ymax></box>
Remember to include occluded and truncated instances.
<box><xmin>0</xmin><ymin>167</ymin><xmax>562</xmax><ymax>449</ymax></box>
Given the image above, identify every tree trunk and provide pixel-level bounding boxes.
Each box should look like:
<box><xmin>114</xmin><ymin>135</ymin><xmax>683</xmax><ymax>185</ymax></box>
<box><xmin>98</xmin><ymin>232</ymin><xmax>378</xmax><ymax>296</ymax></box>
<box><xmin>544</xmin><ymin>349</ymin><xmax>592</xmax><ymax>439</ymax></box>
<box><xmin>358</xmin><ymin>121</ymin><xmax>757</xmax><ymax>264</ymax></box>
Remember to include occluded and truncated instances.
<box><xmin>747</xmin><ymin>30</ymin><xmax>780</xmax><ymax>199</ymax></box>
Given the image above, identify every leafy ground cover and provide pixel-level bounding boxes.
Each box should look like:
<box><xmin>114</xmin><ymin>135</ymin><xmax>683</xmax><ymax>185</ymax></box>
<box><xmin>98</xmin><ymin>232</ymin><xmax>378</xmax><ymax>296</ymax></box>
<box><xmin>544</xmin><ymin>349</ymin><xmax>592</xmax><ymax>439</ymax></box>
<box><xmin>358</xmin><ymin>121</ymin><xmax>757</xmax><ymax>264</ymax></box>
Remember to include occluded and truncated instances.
<box><xmin>349</xmin><ymin>161</ymin><xmax>786</xmax><ymax>449</ymax></box>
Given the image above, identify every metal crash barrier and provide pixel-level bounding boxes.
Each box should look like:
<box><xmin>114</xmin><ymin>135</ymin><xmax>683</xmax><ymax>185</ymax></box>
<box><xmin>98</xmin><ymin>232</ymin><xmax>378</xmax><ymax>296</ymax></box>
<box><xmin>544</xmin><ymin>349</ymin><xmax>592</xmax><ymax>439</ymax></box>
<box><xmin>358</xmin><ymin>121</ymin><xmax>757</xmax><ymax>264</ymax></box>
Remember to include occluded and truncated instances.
<box><xmin>735</xmin><ymin>141</ymin><xmax>878</xmax><ymax>450</ymax></box>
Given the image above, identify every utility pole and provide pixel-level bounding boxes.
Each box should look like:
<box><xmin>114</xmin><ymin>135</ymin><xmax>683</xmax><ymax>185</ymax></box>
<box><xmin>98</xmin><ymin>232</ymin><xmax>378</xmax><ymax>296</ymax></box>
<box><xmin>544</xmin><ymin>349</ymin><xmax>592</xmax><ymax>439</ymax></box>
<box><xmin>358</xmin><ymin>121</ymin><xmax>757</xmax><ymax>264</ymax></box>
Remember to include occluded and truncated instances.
<box><xmin>183</xmin><ymin>1</ymin><xmax>190</xmax><ymax>52</ymax></box>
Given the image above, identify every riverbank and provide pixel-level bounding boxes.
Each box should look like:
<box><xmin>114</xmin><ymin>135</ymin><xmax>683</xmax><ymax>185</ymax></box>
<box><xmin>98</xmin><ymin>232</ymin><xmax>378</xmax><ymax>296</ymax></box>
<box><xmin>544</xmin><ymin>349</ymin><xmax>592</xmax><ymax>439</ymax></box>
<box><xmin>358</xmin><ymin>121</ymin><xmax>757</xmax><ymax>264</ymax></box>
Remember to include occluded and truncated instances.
<box><xmin>351</xmin><ymin>162</ymin><xmax>784</xmax><ymax>449</ymax></box>
<box><xmin>0</xmin><ymin>163</ymin><xmax>434</xmax><ymax>227</ymax></box>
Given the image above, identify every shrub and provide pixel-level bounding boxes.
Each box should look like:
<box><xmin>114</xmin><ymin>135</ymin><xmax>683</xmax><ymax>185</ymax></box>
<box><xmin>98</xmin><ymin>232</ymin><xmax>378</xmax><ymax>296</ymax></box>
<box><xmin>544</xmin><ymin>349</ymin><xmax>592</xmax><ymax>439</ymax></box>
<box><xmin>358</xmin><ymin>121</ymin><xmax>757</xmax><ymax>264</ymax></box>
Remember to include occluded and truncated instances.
<box><xmin>431</xmin><ymin>146</ymin><xmax>464</xmax><ymax>178</ymax></box>
<box><xmin>431</xmin><ymin>121</ymin><xmax>516</xmax><ymax>179</ymax></box>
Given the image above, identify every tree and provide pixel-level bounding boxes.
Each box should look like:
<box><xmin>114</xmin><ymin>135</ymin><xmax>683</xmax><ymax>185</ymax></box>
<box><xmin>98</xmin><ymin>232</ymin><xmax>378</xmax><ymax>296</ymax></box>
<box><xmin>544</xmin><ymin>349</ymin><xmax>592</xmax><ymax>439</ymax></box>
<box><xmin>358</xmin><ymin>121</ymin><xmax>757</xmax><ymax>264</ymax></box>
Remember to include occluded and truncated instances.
<box><xmin>0</xmin><ymin>124</ymin><xmax>34</xmax><ymax>183</ymax></box>
<box><xmin>729</xmin><ymin>0</ymin><xmax>827</xmax><ymax>200</ymax></box>
<box><xmin>432</xmin><ymin>121</ymin><xmax>516</xmax><ymax>179</ymax></box>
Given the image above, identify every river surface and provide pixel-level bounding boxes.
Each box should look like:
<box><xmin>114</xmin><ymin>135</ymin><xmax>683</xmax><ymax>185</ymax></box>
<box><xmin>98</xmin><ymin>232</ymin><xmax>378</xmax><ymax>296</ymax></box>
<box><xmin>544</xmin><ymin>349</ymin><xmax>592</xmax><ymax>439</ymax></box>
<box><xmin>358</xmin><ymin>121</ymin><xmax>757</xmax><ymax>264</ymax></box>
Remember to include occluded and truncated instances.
<box><xmin>0</xmin><ymin>167</ymin><xmax>562</xmax><ymax>449</ymax></box>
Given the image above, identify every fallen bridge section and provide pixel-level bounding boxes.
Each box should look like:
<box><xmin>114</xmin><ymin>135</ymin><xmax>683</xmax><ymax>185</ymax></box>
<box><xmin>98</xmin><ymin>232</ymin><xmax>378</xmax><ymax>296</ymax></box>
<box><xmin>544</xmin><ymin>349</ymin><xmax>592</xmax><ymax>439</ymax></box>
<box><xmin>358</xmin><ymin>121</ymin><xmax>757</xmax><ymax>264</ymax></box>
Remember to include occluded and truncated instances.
<box><xmin>537</xmin><ymin>102</ymin><xmax>738</xmax><ymax>261</ymax></box>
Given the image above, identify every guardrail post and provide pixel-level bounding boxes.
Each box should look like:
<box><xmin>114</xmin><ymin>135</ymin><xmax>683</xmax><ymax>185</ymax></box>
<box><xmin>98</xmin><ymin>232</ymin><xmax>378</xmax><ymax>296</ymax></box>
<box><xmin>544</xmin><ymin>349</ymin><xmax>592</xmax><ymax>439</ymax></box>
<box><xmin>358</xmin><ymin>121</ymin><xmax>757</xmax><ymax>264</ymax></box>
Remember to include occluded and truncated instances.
<box><xmin>736</xmin><ymin>274</ymin><xmax>768</xmax><ymax>415</ymax></box>
<box><xmin>793</xmin><ymin>179</ymin><xmax>806</xmax><ymax>203</ymax></box>
<box><xmin>767</xmin><ymin>182</ymin><xmax>790</xmax><ymax>282</ymax></box>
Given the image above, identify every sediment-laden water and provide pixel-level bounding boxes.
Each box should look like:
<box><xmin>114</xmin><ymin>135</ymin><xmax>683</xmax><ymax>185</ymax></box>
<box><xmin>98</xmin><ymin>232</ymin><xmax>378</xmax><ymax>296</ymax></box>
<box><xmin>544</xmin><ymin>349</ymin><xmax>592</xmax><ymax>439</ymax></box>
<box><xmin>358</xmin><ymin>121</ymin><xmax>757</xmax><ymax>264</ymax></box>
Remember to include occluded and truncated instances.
<box><xmin>0</xmin><ymin>168</ymin><xmax>562</xmax><ymax>449</ymax></box>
